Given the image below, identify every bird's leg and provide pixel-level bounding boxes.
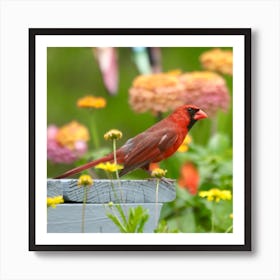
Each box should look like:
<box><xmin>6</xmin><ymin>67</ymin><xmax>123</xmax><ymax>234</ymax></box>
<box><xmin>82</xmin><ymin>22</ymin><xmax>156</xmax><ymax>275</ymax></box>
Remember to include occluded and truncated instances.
<box><xmin>141</xmin><ymin>163</ymin><xmax>153</xmax><ymax>177</ymax></box>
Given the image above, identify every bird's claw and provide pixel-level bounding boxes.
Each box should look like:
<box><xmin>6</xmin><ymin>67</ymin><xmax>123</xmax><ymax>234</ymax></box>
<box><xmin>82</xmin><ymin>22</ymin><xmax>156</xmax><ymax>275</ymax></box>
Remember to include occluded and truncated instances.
<box><xmin>147</xmin><ymin>177</ymin><xmax>175</xmax><ymax>185</ymax></box>
<box><xmin>160</xmin><ymin>177</ymin><xmax>176</xmax><ymax>185</ymax></box>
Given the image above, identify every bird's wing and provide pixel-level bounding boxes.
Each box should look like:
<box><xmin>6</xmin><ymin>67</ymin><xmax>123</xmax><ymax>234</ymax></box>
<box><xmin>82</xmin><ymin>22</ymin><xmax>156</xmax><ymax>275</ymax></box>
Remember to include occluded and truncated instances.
<box><xmin>119</xmin><ymin>128</ymin><xmax>178</xmax><ymax>176</ymax></box>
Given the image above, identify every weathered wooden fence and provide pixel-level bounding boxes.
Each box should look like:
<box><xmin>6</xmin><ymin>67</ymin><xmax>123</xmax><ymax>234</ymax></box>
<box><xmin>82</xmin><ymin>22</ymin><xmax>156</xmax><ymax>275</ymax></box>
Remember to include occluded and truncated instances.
<box><xmin>47</xmin><ymin>179</ymin><xmax>176</xmax><ymax>233</ymax></box>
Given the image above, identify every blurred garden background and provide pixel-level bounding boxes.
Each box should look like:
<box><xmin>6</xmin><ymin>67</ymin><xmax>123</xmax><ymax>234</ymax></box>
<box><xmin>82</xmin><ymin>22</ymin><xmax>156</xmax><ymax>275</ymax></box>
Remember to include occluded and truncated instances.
<box><xmin>47</xmin><ymin>47</ymin><xmax>233</xmax><ymax>233</ymax></box>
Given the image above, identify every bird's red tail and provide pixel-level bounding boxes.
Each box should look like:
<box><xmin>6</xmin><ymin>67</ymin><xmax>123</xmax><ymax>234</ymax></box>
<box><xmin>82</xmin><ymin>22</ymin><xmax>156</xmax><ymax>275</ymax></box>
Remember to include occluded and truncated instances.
<box><xmin>54</xmin><ymin>154</ymin><xmax>114</xmax><ymax>179</ymax></box>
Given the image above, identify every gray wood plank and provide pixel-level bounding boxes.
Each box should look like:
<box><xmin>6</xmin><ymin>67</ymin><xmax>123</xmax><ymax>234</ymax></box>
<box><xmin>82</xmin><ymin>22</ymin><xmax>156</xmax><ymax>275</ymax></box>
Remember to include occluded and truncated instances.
<box><xmin>47</xmin><ymin>179</ymin><xmax>176</xmax><ymax>203</ymax></box>
<box><xmin>47</xmin><ymin>203</ymin><xmax>163</xmax><ymax>233</ymax></box>
<box><xmin>47</xmin><ymin>179</ymin><xmax>63</xmax><ymax>197</ymax></box>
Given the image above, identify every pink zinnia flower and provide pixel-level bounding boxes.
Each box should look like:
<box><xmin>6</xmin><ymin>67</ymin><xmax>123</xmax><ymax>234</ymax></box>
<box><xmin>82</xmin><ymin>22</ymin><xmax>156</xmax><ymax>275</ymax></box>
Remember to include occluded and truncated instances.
<box><xmin>180</xmin><ymin>71</ymin><xmax>230</xmax><ymax>117</ymax></box>
<box><xmin>47</xmin><ymin>122</ymin><xmax>89</xmax><ymax>164</ymax></box>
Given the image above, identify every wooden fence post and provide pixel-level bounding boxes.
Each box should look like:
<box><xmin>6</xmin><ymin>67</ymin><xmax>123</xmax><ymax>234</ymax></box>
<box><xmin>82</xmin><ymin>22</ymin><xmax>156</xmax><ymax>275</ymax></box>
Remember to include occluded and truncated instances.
<box><xmin>47</xmin><ymin>179</ymin><xmax>176</xmax><ymax>233</ymax></box>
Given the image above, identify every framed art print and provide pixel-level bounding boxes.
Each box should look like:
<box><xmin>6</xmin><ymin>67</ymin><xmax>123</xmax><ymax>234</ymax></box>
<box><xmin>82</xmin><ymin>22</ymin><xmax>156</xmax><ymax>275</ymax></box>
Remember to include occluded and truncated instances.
<box><xmin>29</xmin><ymin>28</ymin><xmax>251</xmax><ymax>251</ymax></box>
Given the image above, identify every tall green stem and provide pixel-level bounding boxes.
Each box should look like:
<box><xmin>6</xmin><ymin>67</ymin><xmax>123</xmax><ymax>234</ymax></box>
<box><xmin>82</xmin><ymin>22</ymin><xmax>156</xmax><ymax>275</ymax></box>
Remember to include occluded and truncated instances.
<box><xmin>155</xmin><ymin>179</ymin><xmax>159</xmax><ymax>227</ymax></box>
<box><xmin>90</xmin><ymin>111</ymin><xmax>100</xmax><ymax>149</ymax></box>
<box><xmin>107</xmin><ymin>172</ymin><xmax>118</xmax><ymax>201</ymax></box>
<box><xmin>156</xmin><ymin>111</ymin><xmax>163</xmax><ymax>122</ymax></box>
<box><xmin>211</xmin><ymin>202</ymin><xmax>216</xmax><ymax>232</ymax></box>
<box><xmin>81</xmin><ymin>185</ymin><xmax>88</xmax><ymax>233</ymax></box>
<box><xmin>113</xmin><ymin>139</ymin><xmax>124</xmax><ymax>202</ymax></box>
<box><xmin>225</xmin><ymin>224</ymin><xmax>233</xmax><ymax>233</ymax></box>
<box><xmin>113</xmin><ymin>139</ymin><xmax>119</xmax><ymax>180</ymax></box>
<box><xmin>211</xmin><ymin>116</ymin><xmax>218</xmax><ymax>136</ymax></box>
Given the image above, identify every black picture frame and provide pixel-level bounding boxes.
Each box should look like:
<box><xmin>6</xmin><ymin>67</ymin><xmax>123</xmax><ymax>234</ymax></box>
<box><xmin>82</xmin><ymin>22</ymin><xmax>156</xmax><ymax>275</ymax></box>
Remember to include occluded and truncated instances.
<box><xmin>29</xmin><ymin>28</ymin><xmax>251</xmax><ymax>251</ymax></box>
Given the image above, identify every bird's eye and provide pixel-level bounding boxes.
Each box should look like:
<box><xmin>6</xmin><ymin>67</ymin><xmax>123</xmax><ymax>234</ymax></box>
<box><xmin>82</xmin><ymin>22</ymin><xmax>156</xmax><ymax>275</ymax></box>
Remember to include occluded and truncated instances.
<box><xmin>187</xmin><ymin>107</ymin><xmax>194</xmax><ymax>114</ymax></box>
<box><xmin>187</xmin><ymin>107</ymin><xmax>199</xmax><ymax>117</ymax></box>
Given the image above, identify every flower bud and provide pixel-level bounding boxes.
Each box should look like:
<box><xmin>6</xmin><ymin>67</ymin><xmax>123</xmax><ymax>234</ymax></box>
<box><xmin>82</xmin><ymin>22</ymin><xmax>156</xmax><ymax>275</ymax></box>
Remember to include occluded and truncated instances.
<box><xmin>77</xmin><ymin>174</ymin><xmax>93</xmax><ymax>187</ymax></box>
<box><xmin>151</xmin><ymin>168</ymin><xmax>167</xmax><ymax>178</ymax></box>
<box><xmin>104</xmin><ymin>129</ymin><xmax>123</xmax><ymax>141</ymax></box>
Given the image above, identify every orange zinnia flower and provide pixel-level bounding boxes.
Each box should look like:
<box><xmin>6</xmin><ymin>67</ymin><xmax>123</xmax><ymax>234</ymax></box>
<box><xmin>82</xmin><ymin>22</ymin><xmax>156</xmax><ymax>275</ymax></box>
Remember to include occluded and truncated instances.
<box><xmin>129</xmin><ymin>71</ymin><xmax>185</xmax><ymax>115</ymax></box>
<box><xmin>178</xmin><ymin>162</ymin><xmax>200</xmax><ymax>195</ymax></box>
<box><xmin>77</xmin><ymin>95</ymin><xmax>106</xmax><ymax>109</ymax></box>
<box><xmin>55</xmin><ymin>121</ymin><xmax>90</xmax><ymax>150</ymax></box>
<box><xmin>200</xmin><ymin>48</ymin><xmax>233</xmax><ymax>75</ymax></box>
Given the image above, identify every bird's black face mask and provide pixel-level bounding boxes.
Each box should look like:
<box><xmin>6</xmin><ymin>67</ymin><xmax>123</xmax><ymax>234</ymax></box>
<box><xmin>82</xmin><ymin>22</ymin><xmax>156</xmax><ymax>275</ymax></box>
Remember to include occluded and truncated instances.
<box><xmin>186</xmin><ymin>107</ymin><xmax>199</xmax><ymax>130</ymax></box>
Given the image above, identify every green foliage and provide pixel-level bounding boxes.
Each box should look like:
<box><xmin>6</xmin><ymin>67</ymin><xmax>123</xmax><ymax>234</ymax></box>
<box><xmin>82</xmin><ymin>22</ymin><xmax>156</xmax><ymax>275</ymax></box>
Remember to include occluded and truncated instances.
<box><xmin>47</xmin><ymin>47</ymin><xmax>233</xmax><ymax>233</ymax></box>
<box><xmin>106</xmin><ymin>205</ymin><xmax>149</xmax><ymax>233</ymax></box>
<box><xmin>47</xmin><ymin>47</ymin><xmax>232</xmax><ymax>178</ymax></box>
<box><xmin>159</xmin><ymin>133</ymin><xmax>233</xmax><ymax>233</ymax></box>
<box><xmin>154</xmin><ymin>220</ymin><xmax>179</xmax><ymax>233</ymax></box>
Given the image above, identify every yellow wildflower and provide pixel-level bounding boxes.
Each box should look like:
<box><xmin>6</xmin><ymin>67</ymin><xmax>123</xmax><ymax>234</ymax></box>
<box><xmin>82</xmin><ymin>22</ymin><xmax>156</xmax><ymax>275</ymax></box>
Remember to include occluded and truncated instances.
<box><xmin>47</xmin><ymin>195</ymin><xmax>64</xmax><ymax>208</ymax></box>
<box><xmin>200</xmin><ymin>48</ymin><xmax>233</xmax><ymax>75</ymax></box>
<box><xmin>77</xmin><ymin>174</ymin><xmax>93</xmax><ymax>187</ymax></box>
<box><xmin>104</xmin><ymin>129</ymin><xmax>123</xmax><ymax>141</ymax></box>
<box><xmin>229</xmin><ymin>213</ymin><xmax>233</xmax><ymax>219</ymax></box>
<box><xmin>177</xmin><ymin>135</ymin><xmax>192</xmax><ymax>153</ymax></box>
<box><xmin>199</xmin><ymin>188</ymin><xmax>232</xmax><ymax>203</ymax></box>
<box><xmin>95</xmin><ymin>162</ymin><xmax>124</xmax><ymax>173</ymax></box>
<box><xmin>77</xmin><ymin>95</ymin><xmax>107</xmax><ymax>109</ymax></box>
<box><xmin>151</xmin><ymin>168</ymin><xmax>167</xmax><ymax>178</ymax></box>
<box><xmin>108</xmin><ymin>201</ymin><xmax>114</xmax><ymax>207</ymax></box>
<box><xmin>55</xmin><ymin>121</ymin><xmax>90</xmax><ymax>150</ymax></box>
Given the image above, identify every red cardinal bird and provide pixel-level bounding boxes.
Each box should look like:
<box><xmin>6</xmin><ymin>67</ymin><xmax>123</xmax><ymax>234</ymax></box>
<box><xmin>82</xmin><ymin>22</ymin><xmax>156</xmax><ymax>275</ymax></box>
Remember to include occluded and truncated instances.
<box><xmin>54</xmin><ymin>105</ymin><xmax>207</xmax><ymax>179</ymax></box>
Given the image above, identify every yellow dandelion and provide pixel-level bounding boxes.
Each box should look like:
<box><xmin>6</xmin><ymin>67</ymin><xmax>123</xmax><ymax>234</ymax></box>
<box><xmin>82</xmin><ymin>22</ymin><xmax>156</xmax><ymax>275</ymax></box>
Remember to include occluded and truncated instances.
<box><xmin>229</xmin><ymin>213</ymin><xmax>233</xmax><ymax>219</ymax></box>
<box><xmin>198</xmin><ymin>188</ymin><xmax>232</xmax><ymax>203</ymax></box>
<box><xmin>177</xmin><ymin>135</ymin><xmax>192</xmax><ymax>153</ymax></box>
<box><xmin>55</xmin><ymin>121</ymin><xmax>90</xmax><ymax>150</ymax></box>
<box><xmin>77</xmin><ymin>174</ymin><xmax>93</xmax><ymax>187</ymax></box>
<box><xmin>151</xmin><ymin>168</ymin><xmax>167</xmax><ymax>178</ymax></box>
<box><xmin>104</xmin><ymin>129</ymin><xmax>123</xmax><ymax>141</ymax></box>
<box><xmin>95</xmin><ymin>162</ymin><xmax>124</xmax><ymax>173</ymax></box>
<box><xmin>47</xmin><ymin>195</ymin><xmax>64</xmax><ymax>208</ymax></box>
<box><xmin>77</xmin><ymin>95</ymin><xmax>107</xmax><ymax>109</ymax></box>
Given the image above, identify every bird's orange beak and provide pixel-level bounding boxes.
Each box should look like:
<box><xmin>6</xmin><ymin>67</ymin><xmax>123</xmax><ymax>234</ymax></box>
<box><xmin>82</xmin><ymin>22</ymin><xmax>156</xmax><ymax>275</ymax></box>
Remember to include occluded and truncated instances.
<box><xmin>194</xmin><ymin>109</ymin><xmax>208</xmax><ymax>120</ymax></box>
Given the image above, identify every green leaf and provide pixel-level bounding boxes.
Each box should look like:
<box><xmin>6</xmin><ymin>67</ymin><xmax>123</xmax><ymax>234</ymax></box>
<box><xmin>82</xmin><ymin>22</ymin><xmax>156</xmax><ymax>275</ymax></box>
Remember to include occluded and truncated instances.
<box><xmin>154</xmin><ymin>220</ymin><xmax>179</xmax><ymax>233</ymax></box>
<box><xmin>127</xmin><ymin>206</ymin><xmax>150</xmax><ymax>233</ymax></box>
<box><xmin>208</xmin><ymin>134</ymin><xmax>230</xmax><ymax>154</ymax></box>
<box><xmin>106</xmin><ymin>205</ymin><xmax>149</xmax><ymax>233</ymax></box>
<box><xmin>106</xmin><ymin>213</ymin><xmax>127</xmax><ymax>233</ymax></box>
<box><xmin>115</xmin><ymin>204</ymin><xmax>128</xmax><ymax>227</ymax></box>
